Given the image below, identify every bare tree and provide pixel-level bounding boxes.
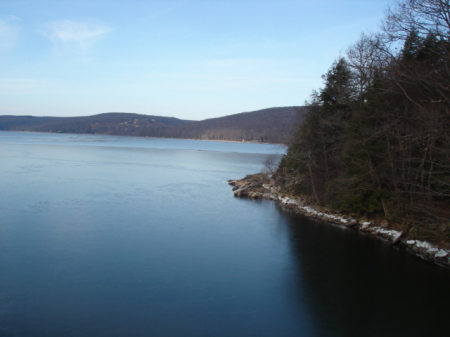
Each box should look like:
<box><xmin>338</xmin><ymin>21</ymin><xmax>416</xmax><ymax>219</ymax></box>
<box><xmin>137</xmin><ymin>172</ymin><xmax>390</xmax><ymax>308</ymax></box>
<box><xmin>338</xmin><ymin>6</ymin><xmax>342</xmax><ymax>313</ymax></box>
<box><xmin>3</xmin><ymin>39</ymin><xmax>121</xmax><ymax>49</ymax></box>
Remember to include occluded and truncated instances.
<box><xmin>262</xmin><ymin>154</ymin><xmax>280</xmax><ymax>175</ymax></box>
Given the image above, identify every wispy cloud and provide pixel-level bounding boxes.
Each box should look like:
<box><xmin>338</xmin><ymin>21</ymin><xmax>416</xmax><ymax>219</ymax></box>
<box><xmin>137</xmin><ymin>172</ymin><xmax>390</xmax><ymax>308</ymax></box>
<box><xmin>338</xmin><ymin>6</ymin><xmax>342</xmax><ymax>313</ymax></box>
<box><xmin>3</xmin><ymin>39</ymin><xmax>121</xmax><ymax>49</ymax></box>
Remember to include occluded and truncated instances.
<box><xmin>40</xmin><ymin>19</ymin><xmax>112</xmax><ymax>58</ymax></box>
<box><xmin>0</xmin><ymin>16</ymin><xmax>20</xmax><ymax>51</ymax></box>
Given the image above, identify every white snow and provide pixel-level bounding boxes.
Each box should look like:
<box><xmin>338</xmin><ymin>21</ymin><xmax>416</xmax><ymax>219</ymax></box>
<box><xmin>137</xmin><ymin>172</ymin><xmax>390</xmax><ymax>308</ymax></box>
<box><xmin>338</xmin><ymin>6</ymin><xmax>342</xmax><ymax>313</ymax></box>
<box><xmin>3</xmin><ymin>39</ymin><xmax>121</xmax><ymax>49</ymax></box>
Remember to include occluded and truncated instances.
<box><xmin>392</xmin><ymin>232</ymin><xmax>403</xmax><ymax>242</ymax></box>
<box><xmin>273</xmin><ymin>193</ymin><xmax>448</xmax><ymax>264</ymax></box>
<box><xmin>234</xmin><ymin>178</ymin><xmax>449</xmax><ymax>265</ymax></box>
<box><xmin>377</xmin><ymin>228</ymin><xmax>403</xmax><ymax>239</ymax></box>
<box><xmin>426</xmin><ymin>248</ymin><xmax>439</xmax><ymax>254</ymax></box>
<box><xmin>277</xmin><ymin>196</ymin><xmax>357</xmax><ymax>225</ymax></box>
<box><xmin>280</xmin><ymin>197</ymin><xmax>298</xmax><ymax>206</ymax></box>
<box><xmin>435</xmin><ymin>249</ymin><xmax>449</xmax><ymax>258</ymax></box>
<box><xmin>414</xmin><ymin>240</ymin><xmax>433</xmax><ymax>249</ymax></box>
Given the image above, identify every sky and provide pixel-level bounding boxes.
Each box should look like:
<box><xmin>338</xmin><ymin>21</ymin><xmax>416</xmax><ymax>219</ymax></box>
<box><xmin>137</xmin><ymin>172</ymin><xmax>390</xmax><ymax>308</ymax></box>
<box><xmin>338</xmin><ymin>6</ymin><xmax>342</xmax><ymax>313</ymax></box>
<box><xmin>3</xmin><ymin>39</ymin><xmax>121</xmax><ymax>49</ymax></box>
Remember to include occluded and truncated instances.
<box><xmin>0</xmin><ymin>0</ymin><xmax>390</xmax><ymax>120</ymax></box>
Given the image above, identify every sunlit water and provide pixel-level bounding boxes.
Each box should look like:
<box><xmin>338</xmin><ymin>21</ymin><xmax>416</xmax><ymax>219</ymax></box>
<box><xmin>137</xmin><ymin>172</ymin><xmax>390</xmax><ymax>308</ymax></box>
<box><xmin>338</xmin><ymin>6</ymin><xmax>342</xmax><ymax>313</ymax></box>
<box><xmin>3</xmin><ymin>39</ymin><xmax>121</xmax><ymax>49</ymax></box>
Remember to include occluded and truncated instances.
<box><xmin>1</xmin><ymin>131</ymin><xmax>450</xmax><ymax>337</ymax></box>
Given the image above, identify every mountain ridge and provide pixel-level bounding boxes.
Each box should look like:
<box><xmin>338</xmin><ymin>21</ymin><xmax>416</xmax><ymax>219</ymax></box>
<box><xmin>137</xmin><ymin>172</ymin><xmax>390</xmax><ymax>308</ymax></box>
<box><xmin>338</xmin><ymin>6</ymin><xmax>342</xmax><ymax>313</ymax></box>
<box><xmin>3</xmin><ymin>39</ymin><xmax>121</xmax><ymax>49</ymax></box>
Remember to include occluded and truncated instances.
<box><xmin>0</xmin><ymin>106</ymin><xmax>305</xmax><ymax>144</ymax></box>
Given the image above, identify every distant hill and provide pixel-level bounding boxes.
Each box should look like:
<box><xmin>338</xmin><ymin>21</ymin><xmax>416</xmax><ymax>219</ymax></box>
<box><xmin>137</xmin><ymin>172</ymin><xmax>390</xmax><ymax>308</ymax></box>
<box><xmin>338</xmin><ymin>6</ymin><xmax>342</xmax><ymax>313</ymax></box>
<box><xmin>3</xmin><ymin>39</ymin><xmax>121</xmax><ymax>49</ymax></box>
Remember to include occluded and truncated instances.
<box><xmin>155</xmin><ymin>107</ymin><xmax>305</xmax><ymax>143</ymax></box>
<box><xmin>0</xmin><ymin>113</ymin><xmax>191</xmax><ymax>135</ymax></box>
<box><xmin>0</xmin><ymin>107</ymin><xmax>305</xmax><ymax>144</ymax></box>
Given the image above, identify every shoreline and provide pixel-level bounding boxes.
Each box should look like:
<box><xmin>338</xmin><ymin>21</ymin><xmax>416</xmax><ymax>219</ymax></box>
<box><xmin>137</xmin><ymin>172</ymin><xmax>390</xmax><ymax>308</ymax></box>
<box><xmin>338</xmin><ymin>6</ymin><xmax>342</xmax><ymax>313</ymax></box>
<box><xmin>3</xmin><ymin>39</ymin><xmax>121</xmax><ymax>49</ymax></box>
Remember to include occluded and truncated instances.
<box><xmin>228</xmin><ymin>173</ymin><xmax>450</xmax><ymax>269</ymax></box>
<box><xmin>1</xmin><ymin>130</ymin><xmax>285</xmax><ymax>145</ymax></box>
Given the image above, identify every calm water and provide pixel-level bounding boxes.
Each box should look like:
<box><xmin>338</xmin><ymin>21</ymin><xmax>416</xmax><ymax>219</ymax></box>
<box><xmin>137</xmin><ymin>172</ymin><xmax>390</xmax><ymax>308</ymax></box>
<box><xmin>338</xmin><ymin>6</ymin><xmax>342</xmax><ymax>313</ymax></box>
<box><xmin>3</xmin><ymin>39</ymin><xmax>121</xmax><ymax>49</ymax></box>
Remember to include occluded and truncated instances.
<box><xmin>1</xmin><ymin>131</ymin><xmax>450</xmax><ymax>337</ymax></box>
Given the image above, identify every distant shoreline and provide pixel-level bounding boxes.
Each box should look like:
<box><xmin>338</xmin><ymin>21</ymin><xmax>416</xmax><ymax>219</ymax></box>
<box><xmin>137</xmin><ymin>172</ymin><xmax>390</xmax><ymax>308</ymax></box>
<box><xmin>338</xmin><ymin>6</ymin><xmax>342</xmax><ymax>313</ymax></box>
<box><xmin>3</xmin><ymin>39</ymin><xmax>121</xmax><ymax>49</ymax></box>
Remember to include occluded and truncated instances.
<box><xmin>0</xmin><ymin>129</ymin><xmax>287</xmax><ymax>146</ymax></box>
<box><xmin>0</xmin><ymin>107</ymin><xmax>303</xmax><ymax>144</ymax></box>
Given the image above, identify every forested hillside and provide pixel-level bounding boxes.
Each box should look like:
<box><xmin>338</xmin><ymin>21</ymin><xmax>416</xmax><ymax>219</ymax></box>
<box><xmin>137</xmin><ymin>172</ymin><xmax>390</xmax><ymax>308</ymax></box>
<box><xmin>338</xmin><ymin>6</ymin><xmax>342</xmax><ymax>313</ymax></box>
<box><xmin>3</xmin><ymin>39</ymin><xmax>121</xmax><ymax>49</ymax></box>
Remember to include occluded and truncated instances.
<box><xmin>154</xmin><ymin>107</ymin><xmax>304</xmax><ymax>143</ymax></box>
<box><xmin>279</xmin><ymin>0</ymin><xmax>450</xmax><ymax>244</ymax></box>
<box><xmin>0</xmin><ymin>113</ymin><xmax>191</xmax><ymax>135</ymax></box>
<box><xmin>0</xmin><ymin>107</ymin><xmax>303</xmax><ymax>144</ymax></box>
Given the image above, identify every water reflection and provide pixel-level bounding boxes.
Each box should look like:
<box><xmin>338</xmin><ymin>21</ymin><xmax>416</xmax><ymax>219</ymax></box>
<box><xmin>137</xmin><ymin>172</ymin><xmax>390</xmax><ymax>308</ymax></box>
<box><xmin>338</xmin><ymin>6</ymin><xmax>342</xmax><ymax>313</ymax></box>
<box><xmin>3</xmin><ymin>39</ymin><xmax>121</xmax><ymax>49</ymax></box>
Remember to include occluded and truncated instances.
<box><xmin>280</xmin><ymin>207</ymin><xmax>450</xmax><ymax>336</ymax></box>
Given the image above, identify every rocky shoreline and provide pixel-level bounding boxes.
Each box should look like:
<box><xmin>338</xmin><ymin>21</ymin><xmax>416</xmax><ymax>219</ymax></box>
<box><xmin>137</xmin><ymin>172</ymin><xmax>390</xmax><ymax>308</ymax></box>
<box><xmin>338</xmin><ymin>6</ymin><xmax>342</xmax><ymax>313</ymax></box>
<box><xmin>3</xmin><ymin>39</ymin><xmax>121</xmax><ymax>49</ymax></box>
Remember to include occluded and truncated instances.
<box><xmin>228</xmin><ymin>173</ymin><xmax>450</xmax><ymax>269</ymax></box>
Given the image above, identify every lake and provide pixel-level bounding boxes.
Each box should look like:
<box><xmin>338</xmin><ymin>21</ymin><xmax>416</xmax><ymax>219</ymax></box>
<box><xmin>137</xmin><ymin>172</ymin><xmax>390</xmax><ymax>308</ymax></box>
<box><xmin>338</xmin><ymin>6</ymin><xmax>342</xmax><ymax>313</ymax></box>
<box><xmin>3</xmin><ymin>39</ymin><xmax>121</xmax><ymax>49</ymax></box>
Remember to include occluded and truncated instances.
<box><xmin>1</xmin><ymin>131</ymin><xmax>450</xmax><ymax>337</ymax></box>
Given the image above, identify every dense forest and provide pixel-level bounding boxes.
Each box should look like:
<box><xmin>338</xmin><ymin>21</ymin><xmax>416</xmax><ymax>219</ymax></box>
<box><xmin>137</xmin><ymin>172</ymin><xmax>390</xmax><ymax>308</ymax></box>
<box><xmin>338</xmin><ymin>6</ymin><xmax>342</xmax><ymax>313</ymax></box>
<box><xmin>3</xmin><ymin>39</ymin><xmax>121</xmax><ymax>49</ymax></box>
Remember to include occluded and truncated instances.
<box><xmin>279</xmin><ymin>0</ymin><xmax>450</xmax><ymax>244</ymax></box>
<box><xmin>0</xmin><ymin>107</ymin><xmax>304</xmax><ymax>144</ymax></box>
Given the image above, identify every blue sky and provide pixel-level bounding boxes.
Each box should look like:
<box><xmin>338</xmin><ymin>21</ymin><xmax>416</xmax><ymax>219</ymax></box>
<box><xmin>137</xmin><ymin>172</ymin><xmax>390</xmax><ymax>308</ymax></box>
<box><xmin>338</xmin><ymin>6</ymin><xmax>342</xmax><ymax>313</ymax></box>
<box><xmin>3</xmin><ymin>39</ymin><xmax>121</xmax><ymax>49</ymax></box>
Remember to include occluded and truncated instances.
<box><xmin>1</xmin><ymin>0</ymin><xmax>389</xmax><ymax>120</ymax></box>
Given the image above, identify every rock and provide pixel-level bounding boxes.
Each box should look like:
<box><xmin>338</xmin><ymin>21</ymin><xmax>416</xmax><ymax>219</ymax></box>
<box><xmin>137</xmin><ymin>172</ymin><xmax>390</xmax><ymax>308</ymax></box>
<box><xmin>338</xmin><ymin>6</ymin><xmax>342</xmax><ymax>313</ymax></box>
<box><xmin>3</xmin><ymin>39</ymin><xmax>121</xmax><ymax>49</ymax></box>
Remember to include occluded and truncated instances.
<box><xmin>360</xmin><ymin>224</ymin><xmax>370</xmax><ymax>231</ymax></box>
<box><xmin>345</xmin><ymin>221</ymin><xmax>358</xmax><ymax>227</ymax></box>
<box><xmin>234</xmin><ymin>188</ymin><xmax>249</xmax><ymax>197</ymax></box>
<box><xmin>248</xmin><ymin>192</ymin><xmax>264</xmax><ymax>199</ymax></box>
<box><xmin>270</xmin><ymin>186</ymin><xmax>281</xmax><ymax>194</ymax></box>
<box><xmin>252</xmin><ymin>181</ymin><xmax>263</xmax><ymax>188</ymax></box>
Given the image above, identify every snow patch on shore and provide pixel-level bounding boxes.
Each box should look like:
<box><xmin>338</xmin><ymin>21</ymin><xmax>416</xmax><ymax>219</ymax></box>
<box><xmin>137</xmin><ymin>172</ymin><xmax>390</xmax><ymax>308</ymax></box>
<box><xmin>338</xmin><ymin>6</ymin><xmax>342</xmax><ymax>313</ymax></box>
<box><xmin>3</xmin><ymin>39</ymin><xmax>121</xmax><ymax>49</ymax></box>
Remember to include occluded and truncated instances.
<box><xmin>405</xmin><ymin>240</ymin><xmax>450</xmax><ymax>259</ymax></box>
<box><xmin>231</xmin><ymin>176</ymin><xmax>450</xmax><ymax>268</ymax></box>
<box><xmin>375</xmin><ymin>228</ymin><xmax>403</xmax><ymax>240</ymax></box>
<box><xmin>278</xmin><ymin>195</ymin><xmax>450</xmax><ymax>262</ymax></box>
<box><xmin>279</xmin><ymin>196</ymin><xmax>355</xmax><ymax>224</ymax></box>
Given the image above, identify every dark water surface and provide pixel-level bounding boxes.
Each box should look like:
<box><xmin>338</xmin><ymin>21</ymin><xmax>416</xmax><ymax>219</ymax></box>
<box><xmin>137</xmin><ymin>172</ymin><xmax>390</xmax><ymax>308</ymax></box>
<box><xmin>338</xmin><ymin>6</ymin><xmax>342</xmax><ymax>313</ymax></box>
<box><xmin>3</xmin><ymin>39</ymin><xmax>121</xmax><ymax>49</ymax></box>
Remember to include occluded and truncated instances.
<box><xmin>1</xmin><ymin>132</ymin><xmax>450</xmax><ymax>337</ymax></box>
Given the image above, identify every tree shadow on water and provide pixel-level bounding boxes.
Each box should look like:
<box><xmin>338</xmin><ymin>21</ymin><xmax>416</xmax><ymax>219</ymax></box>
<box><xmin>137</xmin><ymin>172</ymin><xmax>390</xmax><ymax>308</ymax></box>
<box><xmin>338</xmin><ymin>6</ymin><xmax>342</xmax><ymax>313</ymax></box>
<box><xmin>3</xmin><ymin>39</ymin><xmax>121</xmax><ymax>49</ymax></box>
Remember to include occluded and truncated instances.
<box><xmin>279</xmin><ymin>207</ymin><xmax>450</xmax><ymax>337</ymax></box>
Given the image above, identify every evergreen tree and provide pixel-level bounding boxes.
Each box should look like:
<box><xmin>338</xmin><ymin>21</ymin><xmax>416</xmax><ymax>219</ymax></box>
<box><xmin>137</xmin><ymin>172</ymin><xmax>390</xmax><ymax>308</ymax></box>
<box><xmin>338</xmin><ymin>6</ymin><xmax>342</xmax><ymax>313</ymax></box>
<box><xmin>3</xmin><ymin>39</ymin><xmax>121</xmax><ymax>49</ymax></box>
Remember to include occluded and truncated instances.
<box><xmin>281</xmin><ymin>0</ymin><xmax>450</xmax><ymax>243</ymax></box>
